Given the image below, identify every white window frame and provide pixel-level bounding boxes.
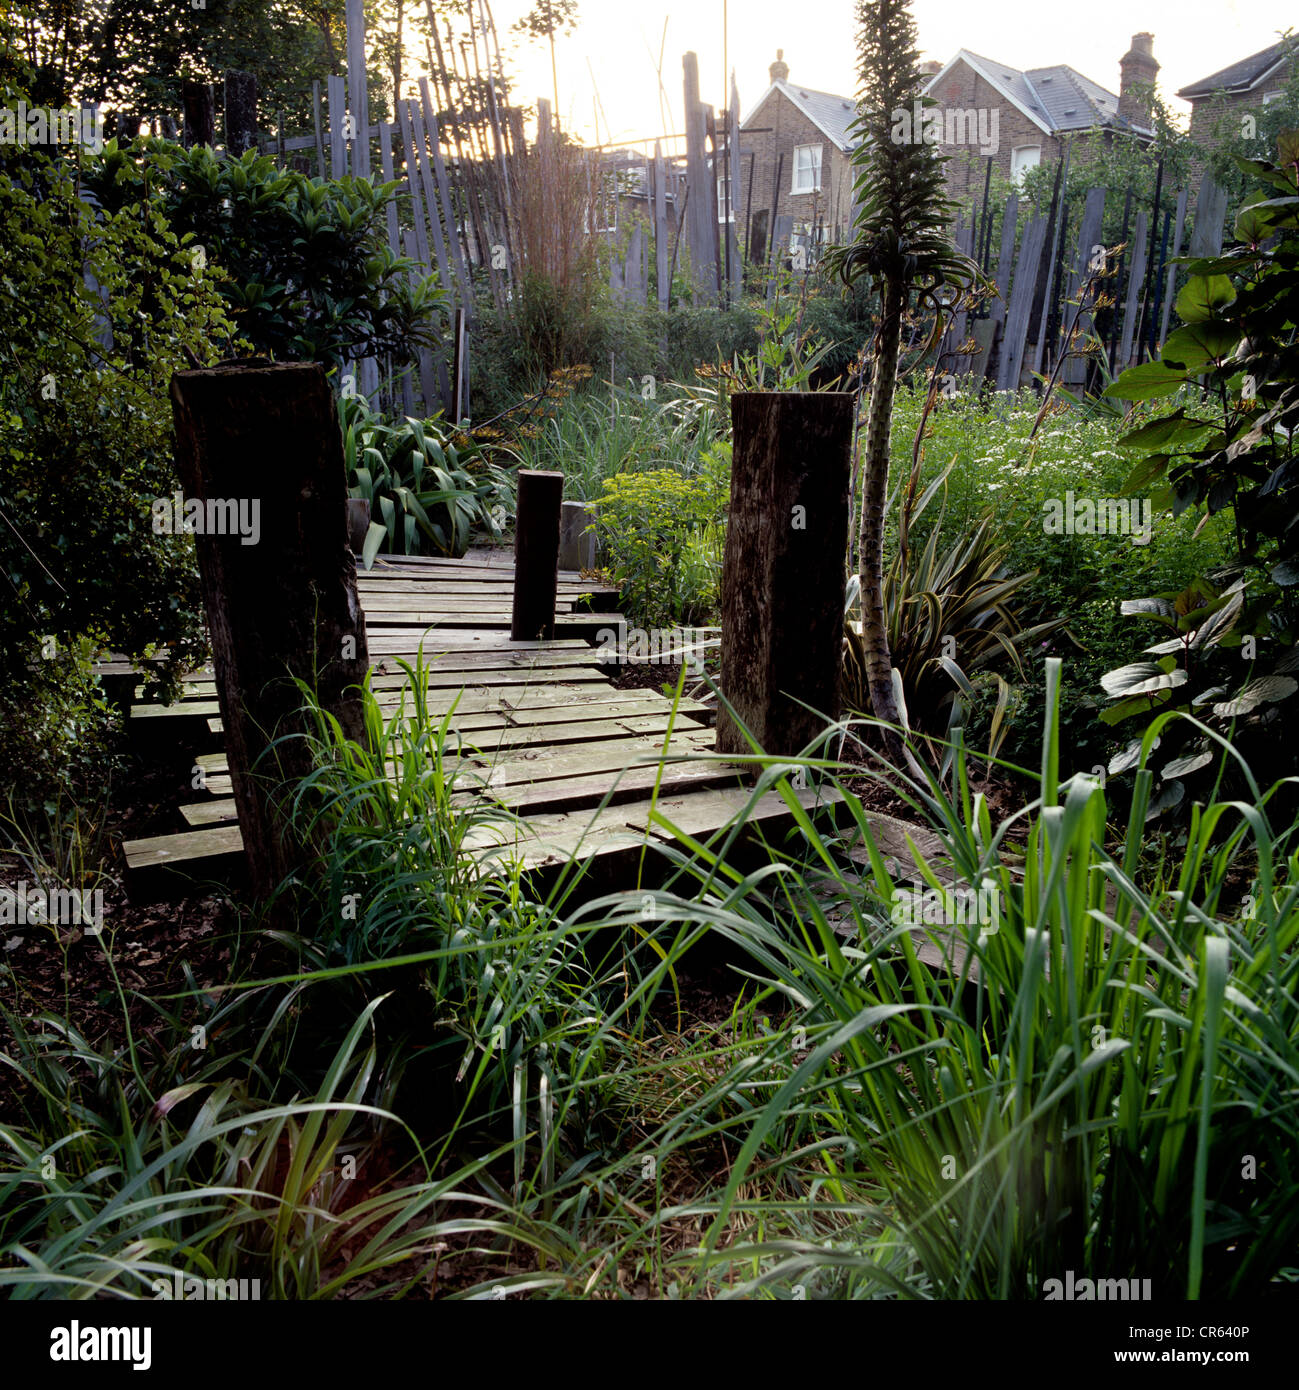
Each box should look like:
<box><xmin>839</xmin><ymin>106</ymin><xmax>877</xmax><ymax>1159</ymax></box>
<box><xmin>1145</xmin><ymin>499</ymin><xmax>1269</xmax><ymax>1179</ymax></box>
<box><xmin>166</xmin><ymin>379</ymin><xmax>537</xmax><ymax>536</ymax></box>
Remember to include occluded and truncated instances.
<box><xmin>791</xmin><ymin>143</ymin><xmax>822</xmax><ymax>194</ymax></box>
<box><xmin>1262</xmin><ymin>89</ymin><xmax>1284</xmax><ymax>105</ymax></box>
<box><xmin>585</xmin><ymin>172</ymin><xmax>619</xmax><ymax>234</ymax></box>
<box><xmin>717</xmin><ymin>171</ymin><xmax>735</xmax><ymax>222</ymax></box>
<box><xmin>1011</xmin><ymin>144</ymin><xmax>1041</xmax><ymax>187</ymax></box>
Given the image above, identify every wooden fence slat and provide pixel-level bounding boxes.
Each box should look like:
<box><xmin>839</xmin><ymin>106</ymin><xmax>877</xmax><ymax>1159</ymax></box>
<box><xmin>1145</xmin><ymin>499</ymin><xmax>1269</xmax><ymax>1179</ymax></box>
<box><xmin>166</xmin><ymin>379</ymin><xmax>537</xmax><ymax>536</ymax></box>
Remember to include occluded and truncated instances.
<box><xmin>1118</xmin><ymin>211</ymin><xmax>1149</xmax><ymax>369</ymax></box>
<box><xmin>654</xmin><ymin>141</ymin><xmax>670</xmax><ymax>313</ymax></box>
<box><xmin>327</xmin><ymin>73</ymin><xmax>347</xmax><ymax>178</ymax></box>
<box><xmin>682</xmin><ymin>52</ymin><xmax>716</xmax><ymax>304</ymax></box>
<box><xmin>1062</xmin><ymin>186</ymin><xmax>1106</xmax><ymax>387</ymax></box>
<box><xmin>1189</xmin><ymin>173</ymin><xmax>1228</xmax><ymax>260</ymax></box>
<box><xmin>726</xmin><ymin>74</ymin><xmax>742</xmax><ymax>302</ymax></box>
<box><xmin>419</xmin><ymin>77</ymin><xmax>473</xmax><ymax>312</ymax></box>
<box><xmin>312</xmin><ymin>80</ymin><xmax>325</xmax><ymax>176</ymax></box>
<box><xmin>983</xmin><ymin>193</ymin><xmax>1018</xmax><ymax>383</ymax></box>
<box><xmin>998</xmin><ymin>215</ymin><xmax>1047</xmax><ymax>391</ymax></box>
<box><xmin>1159</xmin><ymin>188</ymin><xmax>1190</xmax><ymax>348</ymax></box>
<box><xmin>345</xmin><ymin>0</ymin><xmax>371</xmax><ymax>178</ymax></box>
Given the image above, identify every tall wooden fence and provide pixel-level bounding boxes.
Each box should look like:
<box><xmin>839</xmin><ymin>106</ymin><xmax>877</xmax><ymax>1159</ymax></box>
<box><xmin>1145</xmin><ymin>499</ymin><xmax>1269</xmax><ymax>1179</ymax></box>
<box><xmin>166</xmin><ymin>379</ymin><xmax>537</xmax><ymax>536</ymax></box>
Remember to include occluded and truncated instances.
<box><xmin>938</xmin><ymin>170</ymin><xmax>1228</xmax><ymax>392</ymax></box>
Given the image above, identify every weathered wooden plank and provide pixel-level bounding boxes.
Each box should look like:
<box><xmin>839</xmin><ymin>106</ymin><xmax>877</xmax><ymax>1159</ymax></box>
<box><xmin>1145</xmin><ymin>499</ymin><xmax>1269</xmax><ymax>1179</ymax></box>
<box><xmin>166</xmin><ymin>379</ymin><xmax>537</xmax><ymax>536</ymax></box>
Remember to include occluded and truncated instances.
<box><xmin>124</xmin><ymin>824</ymin><xmax>244</xmax><ymax>873</ymax></box>
<box><xmin>1061</xmin><ymin>186</ymin><xmax>1105</xmax><ymax>387</ymax></box>
<box><xmin>1158</xmin><ymin>189</ymin><xmax>1189</xmax><ymax>349</ymax></box>
<box><xmin>682</xmin><ymin>52</ymin><xmax>716</xmax><ymax>305</ymax></box>
<box><xmin>327</xmin><ymin>73</ymin><xmax>347</xmax><ymax>178</ymax></box>
<box><xmin>363</xmin><ymin>631</ymin><xmax>589</xmax><ymax>654</ymax></box>
<box><xmin>464</xmin><ymin>785</ymin><xmax>836</xmax><ymax>873</ymax></box>
<box><xmin>345</xmin><ymin>0</ymin><xmax>370</xmax><ymax>178</ymax></box>
<box><xmin>1118</xmin><ymin>211</ymin><xmax>1149</xmax><ymax>369</ymax></box>
<box><xmin>181</xmin><ymin>800</ymin><xmax>239</xmax><ymax>827</ymax></box>
<box><xmin>457</xmin><ymin>733</ymin><xmax>714</xmax><ymax>789</ymax></box>
<box><xmin>467</xmin><ymin>758</ymin><xmax>743</xmax><ymax>815</ymax></box>
<box><xmin>455</xmin><ymin>711</ymin><xmax>707</xmax><ymax>756</ymax></box>
<box><xmin>998</xmin><ymin>215</ymin><xmax>1047</xmax><ymax>391</ymax></box>
<box><xmin>1189</xmin><ymin>173</ymin><xmax>1228</xmax><ymax>260</ymax></box>
<box><xmin>654</xmin><ymin>141</ymin><xmax>670</xmax><ymax>313</ymax></box>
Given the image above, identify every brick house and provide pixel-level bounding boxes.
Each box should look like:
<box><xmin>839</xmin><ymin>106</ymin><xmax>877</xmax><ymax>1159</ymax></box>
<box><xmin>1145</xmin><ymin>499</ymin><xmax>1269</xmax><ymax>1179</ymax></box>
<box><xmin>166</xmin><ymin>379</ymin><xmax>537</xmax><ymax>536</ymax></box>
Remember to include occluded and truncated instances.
<box><xmin>921</xmin><ymin>35</ymin><xmax>1159</xmax><ymax>198</ymax></box>
<box><xmin>1176</xmin><ymin>38</ymin><xmax>1299</xmax><ymax>154</ymax></box>
<box><xmin>739</xmin><ymin>51</ymin><xmax>859</xmax><ymax>266</ymax></box>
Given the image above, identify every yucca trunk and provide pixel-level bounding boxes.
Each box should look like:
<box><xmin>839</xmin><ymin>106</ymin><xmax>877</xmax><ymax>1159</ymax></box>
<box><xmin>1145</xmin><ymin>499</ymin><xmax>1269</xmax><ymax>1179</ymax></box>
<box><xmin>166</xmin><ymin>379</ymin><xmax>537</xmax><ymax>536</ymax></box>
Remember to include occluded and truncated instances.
<box><xmin>858</xmin><ymin>276</ymin><xmax>905</xmax><ymax>752</ymax></box>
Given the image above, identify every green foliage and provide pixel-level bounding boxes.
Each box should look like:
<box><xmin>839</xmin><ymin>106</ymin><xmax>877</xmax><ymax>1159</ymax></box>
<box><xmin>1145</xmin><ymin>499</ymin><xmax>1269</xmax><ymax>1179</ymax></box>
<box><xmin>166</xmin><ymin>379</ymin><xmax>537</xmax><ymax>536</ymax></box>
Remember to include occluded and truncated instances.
<box><xmin>824</xmin><ymin>0</ymin><xmax>976</xmax><ymax>308</ymax></box>
<box><xmin>0</xmin><ymin>144</ymin><xmax>234</xmax><ymax>813</ymax></box>
<box><xmin>83</xmin><ymin>139</ymin><xmax>444</xmax><ymax>370</ymax></box>
<box><xmin>1200</xmin><ymin>37</ymin><xmax>1299</xmax><ymax>207</ymax></box>
<box><xmin>5</xmin><ymin>0</ymin><xmax>340</xmax><ymax>132</ymax></box>
<box><xmin>885</xmin><ymin>387</ymin><xmax>1232</xmax><ymax>769</ymax></box>
<box><xmin>844</xmin><ymin>462</ymin><xmax>1063</xmax><ymax>739</ymax></box>
<box><xmin>506</xmin><ymin>377</ymin><xmax>729</xmax><ymax>505</ymax></box>
<box><xmin>593</xmin><ymin>467</ymin><xmax>729</xmax><ymax>626</ymax></box>
<box><xmin>630</xmin><ymin>659</ymin><xmax>1299</xmax><ymax>1297</ymax></box>
<box><xmin>1100</xmin><ymin>134</ymin><xmax>1299</xmax><ymax>805</ymax></box>
<box><xmin>340</xmin><ymin>394</ymin><xmax>510</xmax><ymax>561</ymax></box>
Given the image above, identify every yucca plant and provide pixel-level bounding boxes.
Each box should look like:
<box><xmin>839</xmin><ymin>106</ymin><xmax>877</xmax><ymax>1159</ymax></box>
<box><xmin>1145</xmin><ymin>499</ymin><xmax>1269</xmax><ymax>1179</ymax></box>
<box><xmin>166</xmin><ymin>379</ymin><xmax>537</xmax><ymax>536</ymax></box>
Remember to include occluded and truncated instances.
<box><xmin>823</xmin><ymin>0</ymin><xmax>981</xmax><ymax>755</ymax></box>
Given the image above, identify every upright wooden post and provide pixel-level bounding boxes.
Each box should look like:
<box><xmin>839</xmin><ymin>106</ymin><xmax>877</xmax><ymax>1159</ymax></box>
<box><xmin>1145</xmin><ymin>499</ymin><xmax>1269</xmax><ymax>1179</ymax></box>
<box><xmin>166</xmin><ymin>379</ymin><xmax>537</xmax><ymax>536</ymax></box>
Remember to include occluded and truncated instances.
<box><xmin>224</xmin><ymin>70</ymin><xmax>258</xmax><ymax>155</ymax></box>
<box><xmin>682</xmin><ymin>52</ymin><xmax>716</xmax><ymax>305</ymax></box>
<box><xmin>716</xmin><ymin>392</ymin><xmax>854</xmax><ymax>757</ymax></box>
<box><xmin>181</xmin><ymin>81</ymin><xmax>215</xmax><ymax>147</ymax></box>
<box><xmin>511</xmin><ymin>471</ymin><xmax>564</xmax><ymax>641</ymax></box>
<box><xmin>345</xmin><ymin>0</ymin><xmax>371</xmax><ymax>178</ymax></box>
<box><xmin>169</xmin><ymin>363</ymin><xmax>370</xmax><ymax>900</ymax></box>
<box><xmin>559</xmin><ymin>500</ymin><xmax>596</xmax><ymax>571</ymax></box>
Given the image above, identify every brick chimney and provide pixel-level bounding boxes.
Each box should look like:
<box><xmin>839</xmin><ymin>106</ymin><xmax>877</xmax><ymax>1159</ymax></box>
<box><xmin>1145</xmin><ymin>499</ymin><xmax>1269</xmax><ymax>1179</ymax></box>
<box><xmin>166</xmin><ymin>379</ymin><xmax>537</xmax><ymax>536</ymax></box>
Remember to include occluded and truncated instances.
<box><xmin>769</xmin><ymin>49</ymin><xmax>789</xmax><ymax>84</ymax></box>
<box><xmin>1118</xmin><ymin>32</ymin><xmax>1158</xmax><ymax>126</ymax></box>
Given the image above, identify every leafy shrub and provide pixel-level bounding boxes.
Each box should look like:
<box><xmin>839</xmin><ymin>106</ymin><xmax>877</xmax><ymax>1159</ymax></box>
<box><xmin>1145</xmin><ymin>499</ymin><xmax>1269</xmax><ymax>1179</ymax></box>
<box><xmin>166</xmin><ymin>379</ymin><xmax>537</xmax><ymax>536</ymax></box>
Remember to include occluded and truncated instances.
<box><xmin>83</xmin><ymin>139</ymin><xmax>444</xmax><ymax>371</ymax></box>
<box><xmin>593</xmin><ymin>468</ymin><xmax>729</xmax><ymax>626</ymax></box>
<box><xmin>1098</xmin><ymin>132</ymin><xmax>1299</xmax><ymax>813</ymax></box>
<box><xmin>340</xmin><ymin>395</ymin><xmax>510</xmax><ymax>560</ymax></box>
<box><xmin>0</xmin><ymin>144</ymin><xmax>233</xmax><ymax>814</ymax></box>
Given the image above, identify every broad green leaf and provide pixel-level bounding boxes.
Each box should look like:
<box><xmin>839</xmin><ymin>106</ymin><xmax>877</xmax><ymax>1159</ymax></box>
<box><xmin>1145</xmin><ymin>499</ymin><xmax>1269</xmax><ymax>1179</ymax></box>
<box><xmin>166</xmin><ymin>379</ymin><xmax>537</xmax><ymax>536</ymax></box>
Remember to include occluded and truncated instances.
<box><xmin>1103</xmin><ymin>361</ymin><xmax>1188</xmax><ymax>401</ymax></box>
<box><xmin>1174</xmin><ymin>274</ymin><xmax>1235</xmax><ymax>324</ymax></box>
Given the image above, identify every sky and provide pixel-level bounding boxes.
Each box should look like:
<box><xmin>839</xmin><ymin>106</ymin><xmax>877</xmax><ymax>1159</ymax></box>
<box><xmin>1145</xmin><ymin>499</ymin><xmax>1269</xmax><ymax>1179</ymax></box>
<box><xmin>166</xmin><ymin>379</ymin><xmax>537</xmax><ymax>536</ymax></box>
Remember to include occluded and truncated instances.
<box><xmin>484</xmin><ymin>0</ymin><xmax>1296</xmax><ymax>148</ymax></box>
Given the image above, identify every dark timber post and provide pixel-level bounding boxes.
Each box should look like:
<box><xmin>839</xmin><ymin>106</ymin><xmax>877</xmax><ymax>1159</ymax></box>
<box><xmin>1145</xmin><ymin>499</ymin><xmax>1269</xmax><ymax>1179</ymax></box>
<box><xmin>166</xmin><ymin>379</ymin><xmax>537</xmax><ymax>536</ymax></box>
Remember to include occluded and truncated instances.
<box><xmin>181</xmin><ymin>81</ymin><xmax>215</xmax><ymax>147</ymax></box>
<box><xmin>511</xmin><ymin>470</ymin><xmax>563</xmax><ymax>641</ymax></box>
<box><xmin>717</xmin><ymin>392</ymin><xmax>854</xmax><ymax>757</ymax></box>
<box><xmin>169</xmin><ymin>363</ymin><xmax>370</xmax><ymax>900</ymax></box>
<box><xmin>224</xmin><ymin>69</ymin><xmax>258</xmax><ymax>155</ymax></box>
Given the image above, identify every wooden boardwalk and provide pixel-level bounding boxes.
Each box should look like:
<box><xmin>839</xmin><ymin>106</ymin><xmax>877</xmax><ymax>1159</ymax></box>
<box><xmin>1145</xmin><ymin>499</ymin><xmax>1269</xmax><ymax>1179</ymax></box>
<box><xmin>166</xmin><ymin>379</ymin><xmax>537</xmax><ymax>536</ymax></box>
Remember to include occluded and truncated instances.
<box><xmin>118</xmin><ymin>550</ymin><xmax>831</xmax><ymax>895</ymax></box>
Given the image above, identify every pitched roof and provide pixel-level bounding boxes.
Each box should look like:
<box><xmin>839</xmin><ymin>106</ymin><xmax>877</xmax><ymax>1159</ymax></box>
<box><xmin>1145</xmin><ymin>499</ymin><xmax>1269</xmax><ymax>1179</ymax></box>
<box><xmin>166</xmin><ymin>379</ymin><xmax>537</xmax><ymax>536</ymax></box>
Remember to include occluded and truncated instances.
<box><xmin>741</xmin><ymin>79</ymin><xmax>860</xmax><ymax>150</ymax></box>
<box><xmin>1176</xmin><ymin>40</ymin><xmax>1294</xmax><ymax>99</ymax></box>
<box><xmin>924</xmin><ymin>49</ymin><xmax>1150</xmax><ymax>136</ymax></box>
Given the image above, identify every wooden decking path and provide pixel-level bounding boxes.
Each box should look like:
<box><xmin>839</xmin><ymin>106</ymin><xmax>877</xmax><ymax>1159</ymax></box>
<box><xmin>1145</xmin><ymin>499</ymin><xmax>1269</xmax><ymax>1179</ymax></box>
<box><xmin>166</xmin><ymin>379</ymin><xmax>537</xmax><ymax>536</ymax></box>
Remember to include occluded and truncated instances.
<box><xmin>118</xmin><ymin>550</ymin><xmax>833</xmax><ymax>894</ymax></box>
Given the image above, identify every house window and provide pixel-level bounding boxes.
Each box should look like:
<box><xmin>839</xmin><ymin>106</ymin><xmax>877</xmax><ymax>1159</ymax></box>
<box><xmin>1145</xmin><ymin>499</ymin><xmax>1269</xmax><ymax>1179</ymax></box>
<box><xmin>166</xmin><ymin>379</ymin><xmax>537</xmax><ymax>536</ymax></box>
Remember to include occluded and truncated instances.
<box><xmin>791</xmin><ymin>143</ymin><xmax>822</xmax><ymax>193</ymax></box>
<box><xmin>585</xmin><ymin>171</ymin><xmax>619</xmax><ymax>233</ymax></box>
<box><xmin>1011</xmin><ymin>144</ymin><xmax>1041</xmax><ymax>186</ymax></box>
<box><xmin>1262</xmin><ymin>89</ymin><xmax>1284</xmax><ymax>105</ymax></box>
<box><xmin>718</xmin><ymin>172</ymin><xmax>734</xmax><ymax>222</ymax></box>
